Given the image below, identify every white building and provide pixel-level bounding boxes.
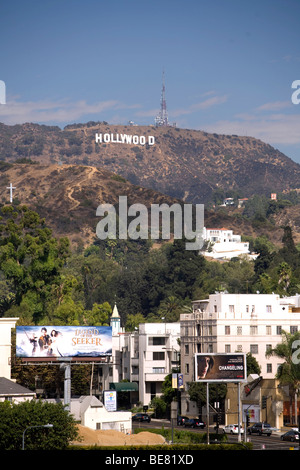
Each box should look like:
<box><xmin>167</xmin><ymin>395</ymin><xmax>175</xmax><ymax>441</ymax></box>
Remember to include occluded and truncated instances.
<box><xmin>121</xmin><ymin>322</ymin><xmax>180</xmax><ymax>406</ymax></box>
<box><xmin>180</xmin><ymin>293</ymin><xmax>300</xmax><ymax>416</ymax></box>
<box><xmin>202</xmin><ymin>227</ymin><xmax>256</xmax><ymax>260</ymax></box>
<box><xmin>181</xmin><ymin>293</ymin><xmax>300</xmax><ymax>381</ymax></box>
<box><xmin>0</xmin><ymin>318</ymin><xmax>19</xmax><ymax>380</ymax></box>
<box><xmin>95</xmin><ymin>306</ymin><xmax>180</xmax><ymax>407</ymax></box>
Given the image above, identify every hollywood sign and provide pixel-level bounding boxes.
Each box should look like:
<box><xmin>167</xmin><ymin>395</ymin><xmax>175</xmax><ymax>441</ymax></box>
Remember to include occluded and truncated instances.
<box><xmin>95</xmin><ymin>133</ymin><xmax>155</xmax><ymax>146</ymax></box>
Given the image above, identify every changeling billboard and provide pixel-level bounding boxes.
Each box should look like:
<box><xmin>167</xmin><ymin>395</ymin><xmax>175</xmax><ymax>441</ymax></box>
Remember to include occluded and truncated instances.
<box><xmin>195</xmin><ymin>353</ymin><xmax>247</xmax><ymax>382</ymax></box>
<box><xmin>16</xmin><ymin>326</ymin><xmax>112</xmax><ymax>358</ymax></box>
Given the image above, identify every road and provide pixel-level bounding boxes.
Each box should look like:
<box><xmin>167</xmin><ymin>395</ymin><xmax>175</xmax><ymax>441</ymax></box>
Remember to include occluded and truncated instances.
<box><xmin>133</xmin><ymin>420</ymin><xmax>300</xmax><ymax>451</ymax></box>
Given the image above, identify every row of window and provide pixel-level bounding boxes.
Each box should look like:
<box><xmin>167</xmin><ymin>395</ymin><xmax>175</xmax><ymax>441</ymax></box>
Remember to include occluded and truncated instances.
<box><xmin>182</xmin><ymin>324</ymin><xmax>298</xmax><ymax>338</ymax></box>
<box><xmin>213</xmin><ymin>304</ymin><xmax>273</xmax><ymax>313</ymax></box>
<box><xmin>225</xmin><ymin>325</ymin><xmax>298</xmax><ymax>335</ymax></box>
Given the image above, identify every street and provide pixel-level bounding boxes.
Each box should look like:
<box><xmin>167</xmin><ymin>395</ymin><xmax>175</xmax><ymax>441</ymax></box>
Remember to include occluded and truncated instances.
<box><xmin>132</xmin><ymin>420</ymin><xmax>300</xmax><ymax>451</ymax></box>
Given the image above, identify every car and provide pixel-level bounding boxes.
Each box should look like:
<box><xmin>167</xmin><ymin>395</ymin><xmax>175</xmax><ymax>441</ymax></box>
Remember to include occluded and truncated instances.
<box><xmin>223</xmin><ymin>424</ymin><xmax>244</xmax><ymax>434</ymax></box>
<box><xmin>177</xmin><ymin>415</ymin><xmax>189</xmax><ymax>426</ymax></box>
<box><xmin>247</xmin><ymin>422</ymin><xmax>272</xmax><ymax>436</ymax></box>
<box><xmin>184</xmin><ymin>418</ymin><xmax>206</xmax><ymax>429</ymax></box>
<box><xmin>281</xmin><ymin>430</ymin><xmax>299</xmax><ymax>442</ymax></box>
<box><xmin>132</xmin><ymin>412</ymin><xmax>151</xmax><ymax>423</ymax></box>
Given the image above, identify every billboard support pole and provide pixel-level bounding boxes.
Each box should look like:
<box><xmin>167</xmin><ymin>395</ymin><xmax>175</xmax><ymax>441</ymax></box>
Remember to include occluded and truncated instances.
<box><xmin>206</xmin><ymin>382</ymin><xmax>210</xmax><ymax>445</ymax></box>
<box><xmin>60</xmin><ymin>360</ymin><xmax>71</xmax><ymax>411</ymax></box>
<box><xmin>238</xmin><ymin>382</ymin><xmax>241</xmax><ymax>442</ymax></box>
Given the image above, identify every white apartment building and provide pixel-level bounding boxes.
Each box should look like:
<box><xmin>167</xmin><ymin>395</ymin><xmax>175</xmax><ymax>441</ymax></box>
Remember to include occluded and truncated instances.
<box><xmin>95</xmin><ymin>306</ymin><xmax>180</xmax><ymax>406</ymax></box>
<box><xmin>121</xmin><ymin>322</ymin><xmax>180</xmax><ymax>405</ymax></box>
<box><xmin>181</xmin><ymin>293</ymin><xmax>300</xmax><ymax>383</ymax></box>
<box><xmin>202</xmin><ymin>227</ymin><xmax>255</xmax><ymax>259</ymax></box>
<box><xmin>180</xmin><ymin>292</ymin><xmax>300</xmax><ymax>416</ymax></box>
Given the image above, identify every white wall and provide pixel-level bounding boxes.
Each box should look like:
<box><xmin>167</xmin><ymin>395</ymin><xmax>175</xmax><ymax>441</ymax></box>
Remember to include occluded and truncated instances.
<box><xmin>0</xmin><ymin>318</ymin><xmax>19</xmax><ymax>379</ymax></box>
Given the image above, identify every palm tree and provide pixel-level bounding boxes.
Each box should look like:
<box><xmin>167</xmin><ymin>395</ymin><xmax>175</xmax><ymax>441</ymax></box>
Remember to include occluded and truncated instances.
<box><xmin>266</xmin><ymin>330</ymin><xmax>300</xmax><ymax>424</ymax></box>
<box><xmin>277</xmin><ymin>262</ymin><xmax>292</xmax><ymax>294</ymax></box>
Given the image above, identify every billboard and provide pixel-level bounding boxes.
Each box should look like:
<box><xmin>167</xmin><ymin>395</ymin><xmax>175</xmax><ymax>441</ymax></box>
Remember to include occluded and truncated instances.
<box><xmin>195</xmin><ymin>353</ymin><xmax>247</xmax><ymax>382</ymax></box>
<box><xmin>16</xmin><ymin>326</ymin><xmax>112</xmax><ymax>358</ymax></box>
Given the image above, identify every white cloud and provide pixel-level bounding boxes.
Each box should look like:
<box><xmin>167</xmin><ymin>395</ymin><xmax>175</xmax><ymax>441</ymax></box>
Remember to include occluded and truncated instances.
<box><xmin>256</xmin><ymin>101</ymin><xmax>292</xmax><ymax>111</ymax></box>
<box><xmin>170</xmin><ymin>94</ymin><xmax>228</xmax><ymax>118</ymax></box>
<box><xmin>0</xmin><ymin>98</ymin><xmax>139</xmax><ymax>125</ymax></box>
<box><xmin>203</xmin><ymin>113</ymin><xmax>300</xmax><ymax>145</ymax></box>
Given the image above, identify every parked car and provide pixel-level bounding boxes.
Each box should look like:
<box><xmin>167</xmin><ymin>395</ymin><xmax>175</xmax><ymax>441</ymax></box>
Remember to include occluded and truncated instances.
<box><xmin>281</xmin><ymin>430</ymin><xmax>299</xmax><ymax>442</ymax></box>
<box><xmin>132</xmin><ymin>412</ymin><xmax>151</xmax><ymax>423</ymax></box>
<box><xmin>177</xmin><ymin>415</ymin><xmax>188</xmax><ymax>426</ymax></box>
<box><xmin>247</xmin><ymin>422</ymin><xmax>272</xmax><ymax>436</ymax></box>
<box><xmin>223</xmin><ymin>424</ymin><xmax>244</xmax><ymax>434</ymax></box>
<box><xmin>184</xmin><ymin>418</ymin><xmax>206</xmax><ymax>429</ymax></box>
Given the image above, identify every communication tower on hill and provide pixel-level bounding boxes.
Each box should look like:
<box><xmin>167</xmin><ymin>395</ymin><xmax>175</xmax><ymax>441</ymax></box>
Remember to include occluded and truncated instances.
<box><xmin>155</xmin><ymin>70</ymin><xmax>176</xmax><ymax>127</ymax></box>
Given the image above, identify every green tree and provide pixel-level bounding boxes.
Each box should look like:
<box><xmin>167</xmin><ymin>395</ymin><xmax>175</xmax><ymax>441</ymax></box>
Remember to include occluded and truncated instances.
<box><xmin>125</xmin><ymin>312</ymin><xmax>145</xmax><ymax>331</ymax></box>
<box><xmin>83</xmin><ymin>301</ymin><xmax>112</xmax><ymax>326</ymax></box>
<box><xmin>266</xmin><ymin>330</ymin><xmax>300</xmax><ymax>424</ymax></box>
<box><xmin>0</xmin><ymin>205</ymin><xmax>70</xmax><ymax>323</ymax></box>
<box><xmin>246</xmin><ymin>352</ymin><xmax>261</xmax><ymax>375</ymax></box>
<box><xmin>0</xmin><ymin>399</ymin><xmax>79</xmax><ymax>450</ymax></box>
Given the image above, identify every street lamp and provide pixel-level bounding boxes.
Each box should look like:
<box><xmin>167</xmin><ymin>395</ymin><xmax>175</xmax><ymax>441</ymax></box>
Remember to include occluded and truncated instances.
<box><xmin>22</xmin><ymin>424</ymin><xmax>53</xmax><ymax>450</ymax></box>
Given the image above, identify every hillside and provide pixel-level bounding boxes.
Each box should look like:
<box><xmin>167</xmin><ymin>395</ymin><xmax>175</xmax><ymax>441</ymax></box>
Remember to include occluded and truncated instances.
<box><xmin>0</xmin><ymin>162</ymin><xmax>187</xmax><ymax>247</ymax></box>
<box><xmin>0</xmin><ymin>162</ymin><xmax>291</xmax><ymax>248</ymax></box>
<box><xmin>0</xmin><ymin>122</ymin><xmax>299</xmax><ymax>205</ymax></box>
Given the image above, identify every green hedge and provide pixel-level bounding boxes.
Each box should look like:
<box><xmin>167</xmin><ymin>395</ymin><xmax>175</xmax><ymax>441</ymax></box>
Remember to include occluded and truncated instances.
<box><xmin>70</xmin><ymin>443</ymin><xmax>252</xmax><ymax>450</ymax></box>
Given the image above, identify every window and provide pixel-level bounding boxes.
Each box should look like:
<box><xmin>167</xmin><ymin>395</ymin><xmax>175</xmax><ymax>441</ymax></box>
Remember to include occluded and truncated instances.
<box><xmin>153</xmin><ymin>367</ymin><xmax>165</xmax><ymax>374</ymax></box>
<box><xmin>185</xmin><ymin>363</ymin><xmax>189</xmax><ymax>374</ymax></box>
<box><xmin>250</xmin><ymin>344</ymin><xmax>258</xmax><ymax>354</ymax></box>
<box><xmin>246</xmin><ymin>305</ymin><xmax>249</xmax><ymax>313</ymax></box>
<box><xmin>267</xmin><ymin>364</ymin><xmax>272</xmax><ymax>373</ymax></box>
<box><xmin>251</xmin><ymin>305</ymin><xmax>255</xmax><ymax>313</ymax></box>
<box><xmin>237</xmin><ymin>326</ymin><xmax>242</xmax><ymax>335</ymax></box>
<box><xmin>184</xmin><ymin>344</ymin><xmax>189</xmax><ymax>355</ymax></box>
<box><xmin>229</xmin><ymin>305</ymin><xmax>235</xmax><ymax>313</ymax></box>
<box><xmin>277</xmin><ymin>326</ymin><xmax>282</xmax><ymax>335</ymax></box>
<box><xmin>225</xmin><ymin>326</ymin><xmax>231</xmax><ymax>335</ymax></box>
<box><xmin>237</xmin><ymin>345</ymin><xmax>243</xmax><ymax>352</ymax></box>
<box><xmin>225</xmin><ymin>344</ymin><xmax>231</xmax><ymax>353</ymax></box>
<box><xmin>250</xmin><ymin>325</ymin><xmax>258</xmax><ymax>335</ymax></box>
<box><xmin>266</xmin><ymin>305</ymin><xmax>272</xmax><ymax>313</ymax></box>
<box><xmin>149</xmin><ymin>337</ymin><xmax>166</xmax><ymax>346</ymax></box>
<box><xmin>266</xmin><ymin>325</ymin><xmax>272</xmax><ymax>335</ymax></box>
<box><xmin>266</xmin><ymin>344</ymin><xmax>272</xmax><ymax>351</ymax></box>
<box><xmin>291</xmin><ymin>326</ymin><xmax>298</xmax><ymax>334</ymax></box>
<box><xmin>153</xmin><ymin>352</ymin><xmax>165</xmax><ymax>361</ymax></box>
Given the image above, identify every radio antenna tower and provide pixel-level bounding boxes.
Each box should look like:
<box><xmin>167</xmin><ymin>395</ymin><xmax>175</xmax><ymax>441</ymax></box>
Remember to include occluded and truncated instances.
<box><xmin>155</xmin><ymin>70</ymin><xmax>170</xmax><ymax>127</ymax></box>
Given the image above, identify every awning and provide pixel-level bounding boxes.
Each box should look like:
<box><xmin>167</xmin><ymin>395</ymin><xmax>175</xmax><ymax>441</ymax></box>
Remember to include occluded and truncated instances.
<box><xmin>109</xmin><ymin>382</ymin><xmax>138</xmax><ymax>392</ymax></box>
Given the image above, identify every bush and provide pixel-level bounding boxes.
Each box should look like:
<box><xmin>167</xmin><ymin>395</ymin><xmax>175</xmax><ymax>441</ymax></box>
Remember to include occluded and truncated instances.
<box><xmin>0</xmin><ymin>399</ymin><xmax>79</xmax><ymax>450</ymax></box>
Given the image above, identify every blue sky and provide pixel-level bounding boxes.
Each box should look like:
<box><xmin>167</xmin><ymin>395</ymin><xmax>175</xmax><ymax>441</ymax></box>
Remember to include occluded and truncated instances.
<box><xmin>1</xmin><ymin>0</ymin><xmax>300</xmax><ymax>163</ymax></box>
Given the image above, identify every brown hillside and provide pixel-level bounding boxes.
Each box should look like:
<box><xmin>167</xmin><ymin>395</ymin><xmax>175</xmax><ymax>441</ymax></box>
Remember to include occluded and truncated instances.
<box><xmin>0</xmin><ymin>122</ymin><xmax>299</xmax><ymax>204</ymax></box>
<box><xmin>0</xmin><ymin>162</ymin><xmax>290</xmax><ymax>248</ymax></box>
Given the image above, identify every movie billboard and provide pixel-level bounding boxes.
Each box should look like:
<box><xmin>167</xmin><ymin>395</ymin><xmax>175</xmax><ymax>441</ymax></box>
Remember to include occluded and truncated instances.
<box><xmin>195</xmin><ymin>353</ymin><xmax>247</xmax><ymax>382</ymax></box>
<box><xmin>16</xmin><ymin>326</ymin><xmax>112</xmax><ymax>358</ymax></box>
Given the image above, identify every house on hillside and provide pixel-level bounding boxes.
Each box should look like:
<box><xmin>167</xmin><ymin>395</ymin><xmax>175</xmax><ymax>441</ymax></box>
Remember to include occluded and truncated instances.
<box><xmin>202</xmin><ymin>227</ymin><xmax>257</xmax><ymax>260</ymax></box>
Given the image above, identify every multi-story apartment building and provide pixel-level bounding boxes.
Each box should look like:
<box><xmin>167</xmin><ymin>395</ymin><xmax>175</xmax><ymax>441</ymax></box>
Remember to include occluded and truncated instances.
<box><xmin>180</xmin><ymin>293</ymin><xmax>300</xmax><ymax>414</ymax></box>
<box><xmin>96</xmin><ymin>305</ymin><xmax>180</xmax><ymax>406</ymax></box>
<box><xmin>181</xmin><ymin>293</ymin><xmax>300</xmax><ymax>381</ymax></box>
<box><xmin>121</xmin><ymin>322</ymin><xmax>180</xmax><ymax>405</ymax></box>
